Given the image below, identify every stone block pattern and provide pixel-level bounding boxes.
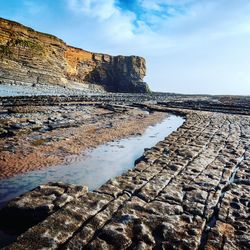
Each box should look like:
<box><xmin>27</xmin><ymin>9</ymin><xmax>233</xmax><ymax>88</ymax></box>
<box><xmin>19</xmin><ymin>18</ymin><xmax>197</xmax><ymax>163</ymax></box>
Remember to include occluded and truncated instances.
<box><xmin>0</xmin><ymin>183</ymin><xmax>88</xmax><ymax>232</ymax></box>
<box><xmin>4</xmin><ymin>107</ymin><xmax>250</xmax><ymax>249</ymax></box>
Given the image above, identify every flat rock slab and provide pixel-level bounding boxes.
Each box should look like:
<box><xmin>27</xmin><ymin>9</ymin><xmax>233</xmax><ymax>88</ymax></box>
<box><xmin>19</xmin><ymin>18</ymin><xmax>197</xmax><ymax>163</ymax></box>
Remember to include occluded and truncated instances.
<box><xmin>2</xmin><ymin>107</ymin><xmax>250</xmax><ymax>249</ymax></box>
<box><xmin>0</xmin><ymin>182</ymin><xmax>87</xmax><ymax>233</ymax></box>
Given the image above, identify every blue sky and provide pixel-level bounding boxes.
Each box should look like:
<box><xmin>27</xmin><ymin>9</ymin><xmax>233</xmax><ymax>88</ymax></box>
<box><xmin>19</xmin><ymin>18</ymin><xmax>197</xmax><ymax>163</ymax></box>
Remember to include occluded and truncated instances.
<box><xmin>1</xmin><ymin>0</ymin><xmax>250</xmax><ymax>95</ymax></box>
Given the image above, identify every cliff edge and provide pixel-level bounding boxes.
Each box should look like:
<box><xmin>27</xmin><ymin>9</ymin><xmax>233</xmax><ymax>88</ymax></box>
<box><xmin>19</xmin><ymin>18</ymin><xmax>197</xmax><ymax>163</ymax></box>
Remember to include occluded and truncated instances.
<box><xmin>0</xmin><ymin>17</ymin><xmax>150</xmax><ymax>93</ymax></box>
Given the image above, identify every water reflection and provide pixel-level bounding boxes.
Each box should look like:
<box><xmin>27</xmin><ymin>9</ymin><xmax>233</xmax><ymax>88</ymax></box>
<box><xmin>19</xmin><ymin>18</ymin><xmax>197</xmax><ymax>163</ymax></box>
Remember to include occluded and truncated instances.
<box><xmin>0</xmin><ymin>115</ymin><xmax>184</xmax><ymax>206</ymax></box>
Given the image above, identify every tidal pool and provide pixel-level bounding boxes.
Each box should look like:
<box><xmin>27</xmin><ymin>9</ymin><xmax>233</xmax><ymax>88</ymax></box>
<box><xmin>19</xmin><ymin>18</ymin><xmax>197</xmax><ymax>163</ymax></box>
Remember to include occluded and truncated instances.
<box><xmin>0</xmin><ymin>115</ymin><xmax>184</xmax><ymax>207</ymax></box>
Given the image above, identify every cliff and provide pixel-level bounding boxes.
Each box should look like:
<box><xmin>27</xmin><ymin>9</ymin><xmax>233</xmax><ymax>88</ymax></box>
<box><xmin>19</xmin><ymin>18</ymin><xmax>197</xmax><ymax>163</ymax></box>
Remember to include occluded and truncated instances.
<box><xmin>0</xmin><ymin>17</ymin><xmax>150</xmax><ymax>93</ymax></box>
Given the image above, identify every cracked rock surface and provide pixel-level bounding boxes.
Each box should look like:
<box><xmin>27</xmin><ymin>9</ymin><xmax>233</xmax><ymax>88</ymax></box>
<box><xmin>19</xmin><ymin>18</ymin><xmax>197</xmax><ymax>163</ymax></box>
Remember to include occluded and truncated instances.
<box><xmin>0</xmin><ymin>183</ymin><xmax>87</xmax><ymax>234</ymax></box>
<box><xmin>2</xmin><ymin>106</ymin><xmax>250</xmax><ymax>250</ymax></box>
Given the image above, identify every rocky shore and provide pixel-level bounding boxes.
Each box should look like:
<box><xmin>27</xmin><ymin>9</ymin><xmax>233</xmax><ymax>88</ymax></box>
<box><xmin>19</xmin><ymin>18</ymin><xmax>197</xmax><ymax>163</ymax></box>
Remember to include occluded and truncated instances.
<box><xmin>0</xmin><ymin>100</ymin><xmax>168</xmax><ymax>180</ymax></box>
<box><xmin>0</xmin><ymin>83</ymin><xmax>105</xmax><ymax>96</ymax></box>
<box><xmin>1</xmin><ymin>14</ymin><xmax>249</xmax><ymax>250</ymax></box>
<box><xmin>0</xmin><ymin>99</ymin><xmax>249</xmax><ymax>249</ymax></box>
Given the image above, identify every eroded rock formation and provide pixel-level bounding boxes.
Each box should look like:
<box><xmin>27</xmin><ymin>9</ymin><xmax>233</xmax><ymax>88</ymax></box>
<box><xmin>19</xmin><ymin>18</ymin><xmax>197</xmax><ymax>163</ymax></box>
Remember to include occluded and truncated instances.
<box><xmin>0</xmin><ymin>183</ymin><xmax>87</xmax><ymax>233</ymax></box>
<box><xmin>1</xmin><ymin>104</ymin><xmax>250</xmax><ymax>249</ymax></box>
<box><xmin>0</xmin><ymin>17</ymin><xmax>150</xmax><ymax>93</ymax></box>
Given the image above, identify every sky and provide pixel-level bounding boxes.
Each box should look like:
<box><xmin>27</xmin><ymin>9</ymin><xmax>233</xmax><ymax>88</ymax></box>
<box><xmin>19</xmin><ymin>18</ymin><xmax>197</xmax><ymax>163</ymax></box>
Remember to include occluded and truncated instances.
<box><xmin>1</xmin><ymin>0</ymin><xmax>250</xmax><ymax>95</ymax></box>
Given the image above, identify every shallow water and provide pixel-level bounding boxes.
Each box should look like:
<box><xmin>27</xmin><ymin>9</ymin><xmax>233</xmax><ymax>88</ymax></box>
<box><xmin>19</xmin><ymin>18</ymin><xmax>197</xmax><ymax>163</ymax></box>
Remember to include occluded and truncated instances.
<box><xmin>0</xmin><ymin>115</ymin><xmax>184</xmax><ymax>206</ymax></box>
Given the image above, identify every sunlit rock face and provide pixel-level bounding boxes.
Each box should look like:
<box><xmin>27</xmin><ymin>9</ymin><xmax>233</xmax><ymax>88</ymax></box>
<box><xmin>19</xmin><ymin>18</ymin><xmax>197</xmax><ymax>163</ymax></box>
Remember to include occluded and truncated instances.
<box><xmin>0</xmin><ymin>17</ymin><xmax>150</xmax><ymax>93</ymax></box>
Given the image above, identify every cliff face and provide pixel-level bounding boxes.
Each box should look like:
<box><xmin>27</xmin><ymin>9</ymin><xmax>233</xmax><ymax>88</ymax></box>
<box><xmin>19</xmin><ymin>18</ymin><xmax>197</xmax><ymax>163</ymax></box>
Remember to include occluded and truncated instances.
<box><xmin>0</xmin><ymin>17</ymin><xmax>150</xmax><ymax>93</ymax></box>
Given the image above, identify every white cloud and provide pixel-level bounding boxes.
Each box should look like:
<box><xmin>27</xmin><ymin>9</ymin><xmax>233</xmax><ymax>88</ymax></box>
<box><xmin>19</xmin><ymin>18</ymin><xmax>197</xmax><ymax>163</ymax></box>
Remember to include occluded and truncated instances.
<box><xmin>7</xmin><ymin>0</ymin><xmax>249</xmax><ymax>94</ymax></box>
<box><xmin>139</xmin><ymin>0</ymin><xmax>163</xmax><ymax>11</ymax></box>
<box><xmin>68</xmin><ymin>0</ymin><xmax>117</xmax><ymax>20</ymax></box>
<box><xmin>67</xmin><ymin>0</ymin><xmax>138</xmax><ymax>41</ymax></box>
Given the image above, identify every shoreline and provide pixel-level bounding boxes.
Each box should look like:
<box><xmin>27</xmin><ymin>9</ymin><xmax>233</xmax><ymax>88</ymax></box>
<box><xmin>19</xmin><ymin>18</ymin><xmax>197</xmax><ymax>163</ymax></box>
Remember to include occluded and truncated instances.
<box><xmin>1</xmin><ymin>105</ymin><xmax>249</xmax><ymax>250</ymax></box>
<box><xmin>0</xmin><ymin>107</ymin><xmax>167</xmax><ymax>180</ymax></box>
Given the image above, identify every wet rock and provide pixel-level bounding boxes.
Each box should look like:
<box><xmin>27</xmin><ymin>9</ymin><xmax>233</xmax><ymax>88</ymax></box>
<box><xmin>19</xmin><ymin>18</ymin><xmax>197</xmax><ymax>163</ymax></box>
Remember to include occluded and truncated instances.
<box><xmin>133</xmin><ymin>221</ymin><xmax>155</xmax><ymax>245</ymax></box>
<box><xmin>3</xmin><ymin>106</ymin><xmax>250</xmax><ymax>250</ymax></box>
<box><xmin>64</xmin><ymin>194</ymin><xmax>129</xmax><ymax>249</ymax></box>
<box><xmin>0</xmin><ymin>182</ymin><xmax>87</xmax><ymax>233</ymax></box>
<box><xmin>98</xmin><ymin>224</ymin><xmax>132</xmax><ymax>248</ymax></box>
<box><xmin>0</xmin><ymin>127</ymin><xmax>9</xmax><ymax>137</ymax></box>
<box><xmin>86</xmin><ymin>237</ymin><xmax>111</xmax><ymax>250</ymax></box>
<box><xmin>7</xmin><ymin>192</ymin><xmax>112</xmax><ymax>249</ymax></box>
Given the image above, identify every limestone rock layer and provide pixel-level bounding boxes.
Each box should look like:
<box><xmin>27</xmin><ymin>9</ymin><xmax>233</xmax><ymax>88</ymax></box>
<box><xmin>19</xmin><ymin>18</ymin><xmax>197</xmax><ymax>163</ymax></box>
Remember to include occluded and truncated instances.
<box><xmin>0</xmin><ymin>17</ymin><xmax>150</xmax><ymax>93</ymax></box>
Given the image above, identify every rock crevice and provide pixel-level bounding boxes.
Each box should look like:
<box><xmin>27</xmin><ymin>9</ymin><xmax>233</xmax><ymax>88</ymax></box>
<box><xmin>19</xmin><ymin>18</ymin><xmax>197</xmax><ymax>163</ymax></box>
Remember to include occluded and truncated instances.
<box><xmin>2</xmin><ymin>106</ymin><xmax>249</xmax><ymax>249</ymax></box>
